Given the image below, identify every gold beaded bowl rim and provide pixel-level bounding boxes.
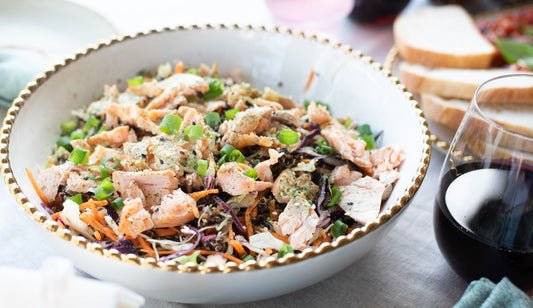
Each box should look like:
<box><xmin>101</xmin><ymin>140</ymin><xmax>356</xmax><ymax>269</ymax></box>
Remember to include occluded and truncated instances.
<box><xmin>0</xmin><ymin>24</ymin><xmax>431</xmax><ymax>274</ymax></box>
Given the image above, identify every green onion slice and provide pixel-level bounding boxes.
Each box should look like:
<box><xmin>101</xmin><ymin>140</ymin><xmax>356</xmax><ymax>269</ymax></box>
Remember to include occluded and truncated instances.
<box><xmin>278</xmin><ymin>130</ymin><xmax>299</xmax><ymax>145</ymax></box>
<box><xmin>67</xmin><ymin>194</ymin><xmax>83</xmax><ymax>205</ymax></box>
<box><xmin>327</xmin><ymin>186</ymin><xmax>341</xmax><ymax>207</ymax></box>
<box><xmin>357</xmin><ymin>124</ymin><xmax>372</xmax><ymax>136</ymax></box>
<box><xmin>331</xmin><ymin>219</ymin><xmax>348</xmax><ymax>238</ymax></box>
<box><xmin>184</xmin><ymin>125</ymin><xmax>204</xmax><ymax>140</ymax></box>
<box><xmin>229</xmin><ymin>149</ymin><xmax>245</xmax><ymax>163</ymax></box>
<box><xmin>101</xmin><ymin>155</ymin><xmax>121</xmax><ymax>169</ymax></box>
<box><xmin>217</xmin><ymin>154</ymin><xmax>227</xmax><ymax>166</ymax></box>
<box><xmin>94</xmin><ymin>178</ymin><xmax>114</xmax><ymax>200</ymax></box>
<box><xmin>205</xmin><ymin>112</ymin><xmax>221</xmax><ymax>129</ymax></box>
<box><xmin>316</xmin><ymin>145</ymin><xmax>332</xmax><ymax>155</ymax></box>
<box><xmin>361</xmin><ymin>134</ymin><xmax>376</xmax><ymax>150</ymax></box>
<box><xmin>204</xmin><ymin>78</ymin><xmax>224</xmax><ymax>101</ymax></box>
<box><xmin>278</xmin><ymin>244</ymin><xmax>294</xmax><ymax>258</ymax></box>
<box><xmin>344</xmin><ymin>119</ymin><xmax>352</xmax><ymax>129</ymax></box>
<box><xmin>111</xmin><ymin>197</ymin><xmax>124</xmax><ymax>210</ymax></box>
<box><xmin>68</xmin><ymin>146</ymin><xmax>90</xmax><ymax>165</ymax></box>
<box><xmin>61</xmin><ymin>120</ymin><xmax>78</xmax><ymax>135</ymax></box>
<box><xmin>225</xmin><ymin>108</ymin><xmax>240</xmax><ymax>120</ymax></box>
<box><xmin>197</xmin><ymin>159</ymin><xmax>208</xmax><ymax>176</ymax></box>
<box><xmin>186</xmin><ymin>68</ymin><xmax>199</xmax><ymax>75</ymax></box>
<box><xmin>69</xmin><ymin>129</ymin><xmax>85</xmax><ymax>141</ymax></box>
<box><xmin>220</xmin><ymin>144</ymin><xmax>236</xmax><ymax>156</ymax></box>
<box><xmin>127</xmin><ymin>76</ymin><xmax>144</xmax><ymax>86</ymax></box>
<box><xmin>88</xmin><ymin>165</ymin><xmax>109</xmax><ymax>180</ymax></box>
<box><xmin>160</xmin><ymin>114</ymin><xmax>183</xmax><ymax>135</ymax></box>
<box><xmin>56</xmin><ymin>136</ymin><xmax>72</xmax><ymax>151</ymax></box>
<box><xmin>82</xmin><ymin>116</ymin><xmax>101</xmax><ymax>133</ymax></box>
<box><xmin>242</xmin><ymin>255</ymin><xmax>255</xmax><ymax>262</ymax></box>
<box><xmin>243</xmin><ymin>168</ymin><xmax>259</xmax><ymax>180</ymax></box>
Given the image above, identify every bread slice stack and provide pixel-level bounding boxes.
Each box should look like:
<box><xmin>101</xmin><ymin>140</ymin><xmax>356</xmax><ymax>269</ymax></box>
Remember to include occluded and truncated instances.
<box><xmin>393</xmin><ymin>4</ymin><xmax>533</xmax><ymax>138</ymax></box>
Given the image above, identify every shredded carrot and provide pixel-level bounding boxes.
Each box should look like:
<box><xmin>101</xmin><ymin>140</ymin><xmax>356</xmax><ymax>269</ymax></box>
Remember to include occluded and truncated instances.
<box><xmin>155</xmin><ymin>227</ymin><xmax>179</xmax><ymax>237</ymax></box>
<box><xmin>142</xmin><ymin>249</ymin><xmax>176</xmax><ymax>256</ymax></box>
<box><xmin>191</xmin><ymin>250</ymin><xmax>244</xmax><ymax>264</ymax></box>
<box><xmin>228</xmin><ymin>228</ymin><xmax>235</xmax><ymax>241</ymax></box>
<box><xmin>89</xmin><ymin>201</ymin><xmax>106</xmax><ymax>226</ymax></box>
<box><xmin>304</xmin><ymin>70</ymin><xmax>315</xmax><ymax>91</ymax></box>
<box><xmin>265</xmin><ymin>248</ymin><xmax>273</xmax><ymax>255</ymax></box>
<box><xmin>245</xmin><ymin>202</ymin><xmax>258</xmax><ymax>239</ymax></box>
<box><xmin>94</xmin><ymin>230</ymin><xmax>102</xmax><ymax>241</ymax></box>
<box><xmin>57</xmin><ymin>219</ymin><xmax>66</xmax><ymax>229</ymax></box>
<box><xmin>228</xmin><ymin>240</ymin><xmax>246</xmax><ymax>256</ymax></box>
<box><xmin>25</xmin><ymin>168</ymin><xmax>48</xmax><ymax>207</ymax></box>
<box><xmin>174</xmin><ymin>61</ymin><xmax>185</xmax><ymax>74</ymax></box>
<box><xmin>51</xmin><ymin>211</ymin><xmax>62</xmax><ymax>221</ymax></box>
<box><xmin>268</xmin><ymin>230</ymin><xmax>290</xmax><ymax>244</ymax></box>
<box><xmin>79</xmin><ymin>212</ymin><xmax>118</xmax><ymax>242</ymax></box>
<box><xmin>137</xmin><ymin>236</ymin><xmax>156</xmax><ymax>258</ymax></box>
<box><xmin>189</xmin><ymin>189</ymin><xmax>219</xmax><ymax>201</ymax></box>
<box><xmin>79</xmin><ymin>199</ymin><xmax>108</xmax><ymax>210</ymax></box>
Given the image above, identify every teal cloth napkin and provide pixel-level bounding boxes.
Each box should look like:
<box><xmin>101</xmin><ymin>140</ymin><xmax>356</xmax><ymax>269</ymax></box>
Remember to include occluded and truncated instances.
<box><xmin>0</xmin><ymin>48</ymin><xmax>46</xmax><ymax>106</ymax></box>
<box><xmin>454</xmin><ymin>277</ymin><xmax>533</xmax><ymax>308</ymax></box>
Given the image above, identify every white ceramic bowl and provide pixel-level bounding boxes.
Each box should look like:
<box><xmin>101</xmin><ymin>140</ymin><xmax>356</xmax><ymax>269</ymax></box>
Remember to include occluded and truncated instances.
<box><xmin>1</xmin><ymin>25</ymin><xmax>430</xmax><ymax>304</ymax></box>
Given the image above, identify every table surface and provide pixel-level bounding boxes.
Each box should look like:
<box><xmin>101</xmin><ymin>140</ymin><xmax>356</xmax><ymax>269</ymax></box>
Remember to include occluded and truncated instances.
<box><xmin>0</xmin><ymin>0</ymin><xmax>473</xmax><ymax>307</ymax></box>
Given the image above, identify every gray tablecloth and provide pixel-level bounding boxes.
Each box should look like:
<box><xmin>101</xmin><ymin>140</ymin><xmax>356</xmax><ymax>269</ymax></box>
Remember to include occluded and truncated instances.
<box><xmin>0</xmin><ymin>0</ymin><xmax>471</xmax><ymax>306</ymax></box>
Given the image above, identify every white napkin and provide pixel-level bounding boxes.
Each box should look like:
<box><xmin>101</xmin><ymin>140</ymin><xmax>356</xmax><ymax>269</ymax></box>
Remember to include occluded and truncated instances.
<box><xmin>0</xmin><ymin>258</ymin><xmax>145</xmax><ymax>308</ymax></box>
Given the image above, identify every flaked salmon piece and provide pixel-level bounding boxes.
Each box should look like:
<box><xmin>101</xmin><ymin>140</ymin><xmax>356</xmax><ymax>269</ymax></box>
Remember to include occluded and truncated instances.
<box><xmin>117</xmin><ymin>197</ymin><xmax>154</xmax><ymax>238</ymax></box>
<box><xmin>151</xmin><ymin>189</ymin><xmax>199</xmax><ymax>228</ymax></box>
<box><xmin>330</xmin><ymin>165</ymin><xmax>362</xmax><ymax>187</ymax></box>
<box><xmin>178</xmin><ymin>106</ymin><xmax>205</xmax><ymax>131</ymax></box>
<box><xmin>145</xmin><ymin>109</ymin><xmax>175</xmax><ymax>122</ymax></box>
<box><xmin>112</xmin><ymin>170</ymin><xmax>179</xmax><ymax>208</ymax></box>
<box><xmin>322</xmin><ymin>126</ymin><xmax>372</xmax><ymax>168</ymax></box>
<box><xmin>86</xmin><ymin>126</ymin><xmax>132</xmax><ymax>148</ymax></box>
<box><xmin>226</xmin><ymin>83</ymin><xmax>253</xmax><ymax>109</ymax></box>
<box><xmin>256</xmin><ymin>98</ymin><xmax>283</xmax><ymax>111</ymax></box>
<box><xmin>273</xmin><ymin>109</ymin><xmax>301</xmax><ymax>128</ymax></box>
<box><xmin>308</xmin><ymin>101</ymin><xmax>331</xmax><ymax>125</ymax></box>
<box><xmin>66</xmin><ymin>171</ymin><xmax>96</xmax><ymax>194</ymax></box>
<box><xmin>104</xmin><ymin>104</ymin><xmax>160</xmax><ymax>134</ymax></box>
<box><xmin>147</xmin><ymin>73</ymin><xmax>209</xmax><ymax>110</ymax></box>
<box><xmin>278</xmin><ymin>194</ymin><xmax>319</xmax><ymax>249</ymax></box>
<box><xmin>123</xmin><ymin>181</ymin><xmax>146</xmax><ymax>207</ymax></box>
<box><xmin>185</xmin><ymin>172</ymin><xmax>203</xmax><ymax>192</ymax></box>
<box><xmin>225</xmin><ymin>106</ymin><xmax>274</xmax><ymax>135</ymax></box>
<box><xmin>262</xmin><ymin>87</ymin><xmax>297</xmax><ymax>109</ymax></box>
<box><xmin>37</xmin><ymin>162</ymin><xmax>74</xmax><ymax>203</ymax></box>
<box><xmin>126</xmin><ymin>80</ymin><xmax>164</xmax><ymax>97</ymax></box>
<box><xmin>272</xmin><ymin>169</ymin><xmax>318</xmax><ymax>203</ymax></box>
<box><xmin>216</xmin><ymin>162</ymin><xmax>273</xmax><ymax>196</ymax></box>
<box><xmin>70</xmin><ymin>139</ymin><xmax>90</xmax><ymax>151</ymax></box>
<box><xmin>338</xmin><ymin>176</ymin><xmax>385</xmax><ymax>225</ymax></box>
<box><xmin>104</xmin><ymin>84</ymin><xmax>119</xmax><ymax>101</ymax></box>
<box><xmin>254</xmin><ymin>149</ymin><xmax>283</xmax><ymax>182</ymax></box>
<box><xmin>222</xmin><ymin>132</ymin><xmax>260</xmax><ymax>149</ymax></box>
<box><xmin>206</xmin><ymin>101</ymin><xmax>227</xmax><ymax>113</ymax></box>
<box><xmin>88</xmin><ymin>145</ymin><xmax>137</xmax><ymax>170</ymax></box>
<box><xmin>370</xmin><ymin>144</ymin><xmax>404</xmax><ymax>179</ymax></box>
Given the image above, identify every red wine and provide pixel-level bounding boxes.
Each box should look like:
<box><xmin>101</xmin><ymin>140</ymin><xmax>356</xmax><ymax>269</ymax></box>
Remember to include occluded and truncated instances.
<box><xmin>434</xmin><ymin>160</ymin><xmax>533</xmax><ymax>291</ymax></box>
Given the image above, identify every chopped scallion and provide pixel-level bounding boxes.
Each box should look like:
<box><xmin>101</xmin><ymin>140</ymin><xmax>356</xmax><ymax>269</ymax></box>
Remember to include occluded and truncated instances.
<box><xmin>82</xmin><ymin>116</ymin><xmax>101</xmax><ymax>133</ymax></box>
<box><xmin>56</xmin><ymin>136</ymin><xmax>72</xmax><ymax>151</ymax></box>
<box><xmin>111</xmin><ymin>197</ymin><xmax>124</xmax><ymax>210</ymax></box>
<box><xmin>229</xmin><ymin>149</ymin><xmax>245</xmax><ymax>163</ymax></box>
<box><xmin>186</xmin><ymin>68</ymin><xmax>199</xmax><ymax>75</ymax></box>
<box><xmin>220</xmin><ymin>144</ymin><xmax>236</xmax><ymax>156</ymax></box>
<box><xmin>61</xmin><ymin>120</ymin><xmax>78</xmax><ymax>135</ymax></box>
<box><xmin>316</xmin><ymin>145</ymin><xmax>333</xmax><ymax>155</ymax></box>
<box><xmin>69</xmin><ymin>129</ymin><xmax>85</xmax><ymax>141</ymax></box>
<box><xmin>88</xmin><ymin>165</ymin><xmax>109</xmax><ymax>180</ymax></box>
<box><xmin>243</xmin><ymin>168</ymin><xmax>259</xmax><ymax>180</ymax></box>
<box><xmin>204</xmin><ymin>78</ymin><xmax>224</xmax><ymax>100</ymax></box>
<box><xmin>278</xmin><ymin>130</ymin><xmax>299</xmax><ymax>145</ymax></box>
<box><xmin>331</xmin><ymin>219</ymin><xmax>348</xmax><ymax>238</ymax></box>
<box><xmin>197</xmin><ymin>159</ymin><xmax>208</xmax><ymax>176</ymax></box>
<box><xmin>360</xmin><ymin>134</ymin><xmax>376</xmax><ymax>150</ymax></box>
<box><xmin>278</xmin><ymin>244</ymin><xmax>294</xmax><ymax>258</ymax></box>
<box><xmin>225</xmin><ymin>108</ymin><xmax>240</xmax><ymax>120</ymax></box>
<box><xmin>160</xmin><ymin>114</ymin><xmax>183</xmax><ymax>135</ymax></box>
<box><xmin>184</xmin><ymin>125</ymin><xmax>204</xmax><ymax>140</ymax></box>
<box><xmin>101</xmin><ymin>155</ymin><xmax>121</xmax><ymax>169</ymax></box>
<box><xmin>357</xmin><ymin>124</ymin><xmax>372</xmax><ymax>136</ymax></box>
<box><xmin>327</xmin><ymin>186</ymin><xmax>341</xmax><ymax>207</ymax></box>
<box><xmin>68</xmin><ymin>146</ymin><xmax>89</xmax><ymax>165</ymax></box>
<box><xmin>242</xmin><ymin>255</ymin><xmax>255</xmax><ymax>262</ymax></box>
<box><xmin>344</xmin><ymin>119</ymin><xmax>352</xmax><ymax>129</ymax></box>
<box><xmin>205</xmin><ymin>112</ymin><xmax>221</xmax><ymax>129</ymax></box>
<box><xmin>94</xmin><ymin>178</ymin><xmax>114</xmax><ymax>200</ymax></box>
<box><xmin>67</xmin><ymin>194</ymin><xmax>83</xmax><ymax>205</ymax></box>
<box><xmin>127</xmin><ymin>76</ymin><xmax>144</xmax><ymax>86</ymax></box>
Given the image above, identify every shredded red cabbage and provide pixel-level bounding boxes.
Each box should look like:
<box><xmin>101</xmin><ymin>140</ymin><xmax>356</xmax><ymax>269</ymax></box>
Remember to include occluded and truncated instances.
<box><xmin>205</xmin><ymin>175</ymin><xmax>216</xmax><ymax>190</ymax></box>
<box><xmin>297</xmin><ymin>128</ymin><xmax>321</xmax><ymax>150</ymax></box>
<box><xmin>160</xmin><ymin>226</ymin><xmax>201</xmax><ymax>262</ymax></box>
<box><xmin>104</xmin><ymin>204</ymin><xmax>120</xmax><ymax>223</ymax></box>
<box><xmin>213</xmin><ymin>196</ymin><xmax>246</xmax><ymax>233</ymax></box>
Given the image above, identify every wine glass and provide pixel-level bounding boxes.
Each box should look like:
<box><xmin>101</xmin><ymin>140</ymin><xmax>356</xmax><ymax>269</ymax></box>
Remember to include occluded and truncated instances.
<box><xmin>433</xmin><ymin>73</ymin><xmax>533</xmax><ymax>293</ymax></box>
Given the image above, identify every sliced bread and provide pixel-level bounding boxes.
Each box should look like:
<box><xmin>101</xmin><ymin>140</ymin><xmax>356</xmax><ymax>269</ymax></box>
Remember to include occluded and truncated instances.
<box><xmin>393</xmin><ymin>5</ymin><xmax>496</xmax><ymax>69</ymax></box>
<box><xmin>420</xmin><ymin>93</ymin><xmax>533</xmax><ymax>136</ymax></box>
<box><xmin>400</xmin><ymin>62</ymin><xmax>512</xmax><ymax>100</ymax></box>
